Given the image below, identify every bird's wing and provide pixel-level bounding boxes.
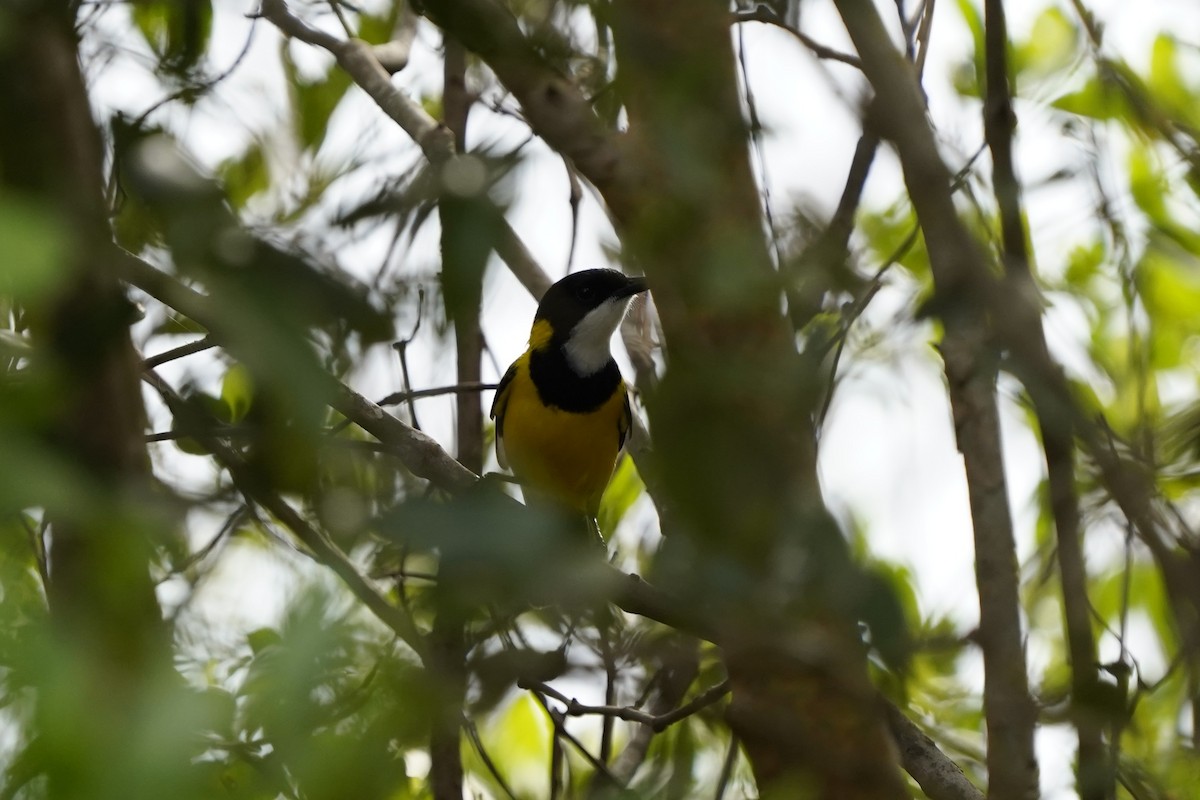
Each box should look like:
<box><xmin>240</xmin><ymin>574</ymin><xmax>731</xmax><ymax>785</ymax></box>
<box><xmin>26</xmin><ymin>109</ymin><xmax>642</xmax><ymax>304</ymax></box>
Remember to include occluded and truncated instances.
<box><xmin>618</xmin><ymin>387</ymin><xmax>632</xmax><ymax>454</ymax></box>
<box><xmin>490</xmin><ymin>361</ymin><xmax>518</xmax><ymax>469</ymax></box>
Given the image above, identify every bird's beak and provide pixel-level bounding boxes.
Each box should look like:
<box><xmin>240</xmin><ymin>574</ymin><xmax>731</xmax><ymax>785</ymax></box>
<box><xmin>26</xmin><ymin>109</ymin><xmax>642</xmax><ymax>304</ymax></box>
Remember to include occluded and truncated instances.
<box><xmin>614</xmin><ymin>276</ymin><xmax>649</xmax><ymax>299</ymax></box>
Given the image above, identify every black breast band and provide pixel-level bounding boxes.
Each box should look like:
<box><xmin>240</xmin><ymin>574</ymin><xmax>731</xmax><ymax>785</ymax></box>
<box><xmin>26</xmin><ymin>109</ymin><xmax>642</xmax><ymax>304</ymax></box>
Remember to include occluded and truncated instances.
<box><xmin>529</xmin><ymin>347</ymin><xmax>621</xmax><ymax>413</ymax></box>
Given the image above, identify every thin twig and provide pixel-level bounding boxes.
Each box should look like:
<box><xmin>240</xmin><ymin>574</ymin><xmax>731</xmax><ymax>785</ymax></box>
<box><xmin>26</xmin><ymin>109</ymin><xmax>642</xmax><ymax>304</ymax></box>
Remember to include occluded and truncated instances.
<box><xmin>392</xmin><ymin>297</ymin><xmax>424</xmax><ymax>430</ymax></box>
<box><xmin>737</xmin><ymin>21</ymin><xmax>783</xmax><ymax>269</ymax></box>
<box><xmin>732</xmin><ymin>7</ymin><xmax>862</xmax><ymax>69</ymax></box>
<box><xmin>142</xmin><ymin>367</ymin><xmax>431</xmax><ymax>663</ymax></box>
<box><xmin>377</xmin><ymin>381</ymin><xmax>498</xmax><ymax>407</ymax></box>
<box><xmin>142</xmin><ymin>335</ymin><xmax>217</xmax><ymax>368</ymax></box>
<box><xmin>713</xmin><ymin>734</ymin><xmax>739</xmax><ymax>800</ymax></box>
<box><xmin>463</xmin><ymin>717</ymin><xmax>519</xmax><ymax>800</ymax></box>
<box><xmin>156</xmin><ymin>504</ymin><xmax>247</xmax><ymax>584</ymax></box>
<box><xmin>530</xmin><ymin>691</ymin><xmax>625</xmax><ymax>790</ymax></box>
<box><xmin>525</xmin><ymin>678</ymin><xmax>731</xmax><ymax>733</ymax></box>
<box><xmin>564</xmin><ymin>158</ymin><xmax>582</xmax><ymax>272</ymax></box>
<box><xmin>327</xmin><ymin>0</ymin><xmax>353</xmax><ymax>36</ymax></box>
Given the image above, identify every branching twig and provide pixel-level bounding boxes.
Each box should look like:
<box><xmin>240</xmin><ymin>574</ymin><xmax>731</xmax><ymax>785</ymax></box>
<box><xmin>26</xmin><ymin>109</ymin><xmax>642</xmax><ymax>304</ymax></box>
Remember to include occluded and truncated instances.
<box><xmin>260</xmin><ymin>0</ymin><xmax>555</xmax><ymax>300</ymax></box>
<box><xmin>732</xmin><ymin>7</ymin><xmax>862</xmax><ymax>69</ymax></box>
<box><xmin>530</xmin><ymin>690</ymin><xmax>625</xmax><ymax>790</ymax></box>
<box><xmin>463</xmin><ymin>717</ymin><xmax>519</xmax><ymax>800</ymax></box>
<box><xmin>142</xmin><ymin>368</ymin><xmax>431</xmax><ymax>662</ymax></box>
<box><xmin>416</xmin><ymin>0</ymin><xmax>634</xmax><ymax>222</ymax></box>
<box><xmin>523</xmin><ymin>678</ymin><xmax>730</xmax><ymax>733</ymax></box>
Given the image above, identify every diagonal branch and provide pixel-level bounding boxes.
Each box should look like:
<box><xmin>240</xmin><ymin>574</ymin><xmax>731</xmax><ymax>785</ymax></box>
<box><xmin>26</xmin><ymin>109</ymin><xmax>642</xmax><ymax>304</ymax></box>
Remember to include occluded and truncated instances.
<box><xmin>415</xmin><ymin>0</ymin><xmax>636</xmax><ymax>222</ymax></box>
<box><xmin>884</xmin><ymin>703</ymin><xmax>985</xmax><ymax>800</ymax></box>
<box><xmin>142</xmin><ymin>368</ymin><xmax>431</xmax><ymax>662</ymax></box>
<box><xmin>731</xmin><ymin>6</ymin><xmax>862</xmax><ymax>68</ymax></box>
<box><xmin>259</xmin><ymin>0</ymin><xmax>553</xmax><ymax>299</ymax></box>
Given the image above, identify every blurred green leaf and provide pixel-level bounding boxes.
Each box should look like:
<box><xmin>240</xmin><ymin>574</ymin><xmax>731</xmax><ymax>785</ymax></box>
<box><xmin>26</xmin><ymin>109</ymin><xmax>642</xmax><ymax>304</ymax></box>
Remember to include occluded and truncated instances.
<box><xmin>356</xmin><ymin>6</ymin><xmax>402</xmax><ymax>45</ymax></box>
<box><xmin>131</xmin><ymin>0</ymin><xmax>213</xmax><ymax>75</ymax></box>
<box><xmin>480</xmin><ymin>694</ymin><xmax>549</xmax><ymax>794</ymax></box>
<box><xmin>221</xmin><ymin>363</ymin><xmax>255</xmax><ymax>423</ymax></box>
<box><xmin>598</xmin><ymin>454</ymin><xmax>644</xmax><ymax>539</ymax></box>
<box><xmin>286</xmin><ymin>56</ymin><xmax>353</xmax><ymax>152</ymax></box>
<box><xmin>1147</xmin><ymin>34</ymin><xmax>1200</xmax><ymax>130</ymax></box>
<box><xmin>1053</xmin><ymin>74</ymin><xmax>1127</xmax><ymax>120</ymax></box>
<box><xmin>219</xmin><ymin>141</ymin><xmax>270</xmax><ymax>210</ymax></box>
<box><xmin>1012</xmin><ymin>7</ymin><xmax>1079</xmax><ymax>82</ymax></box>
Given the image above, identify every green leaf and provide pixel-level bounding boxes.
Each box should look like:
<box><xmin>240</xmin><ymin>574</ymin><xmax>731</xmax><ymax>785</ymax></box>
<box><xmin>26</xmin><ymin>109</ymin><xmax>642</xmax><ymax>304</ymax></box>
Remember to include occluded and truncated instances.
<box><xmin>1063</xmin><ymin>240</ymin><xmax>1106</xmax><ymax>287</ymax></box>
<box><xmin>952</xmin><ymin>0</ymin><xmax>985</xmax><ymax>99</ymax></box>
<box><xmin>1148</xmin><ymin>34</ymin><xmax>1200</xmax><ymax>129</ymax></box>
<box><xmin>1053</xmin><ymin>75</ymin><xmax>1126</xmax><ymax>120</ymax></box>
<box><xmin>219</xmin><ymin>142</ymin><xmax>270</xmax><ymax>210</ymax></box>
<box><xmin>286</xmin><ymin>56</ymin><xmax>353</xmax><ymax>152</ymax></box>
<box><xmin>152</xmin><ymin>313</ymin><xmax>208</xmax><ymax>336</ymax></box>
<box><xmin>1128</xmin><ymin>145</ymin><xmax>1168</xmax><ymax>222</ymax></box>
<box><xmin>221</xmin><ymin>363</ymin><xmax>255</xmax><ymax>423</ymax></box>
<box><xmin>479</xmin><ymin>694</ymin><xmax>549</xmax><ymax>795</ymax></box>
<box><xmin>1013</xmin><ymin>7</ymin><xmax>1079</xmax><ymax>80</ymax></box>
<box><xmin>356</xmin><ymin>6</ymin><xmax>402</xmax><ymax>45</ymax></box>
<box><xmin>247</xmin><ymin>627</ymin><xmax>283</xmax><ymax>654</ymax></box>
<box><xmin>598</xmin><ymin>454</ymin><xmax>644</xmax><ymax>539</ymax></box>
<box><xmin>131</xmin><ymin>0</ymin><xmax>213</xmax><ymax>75</ymax></box>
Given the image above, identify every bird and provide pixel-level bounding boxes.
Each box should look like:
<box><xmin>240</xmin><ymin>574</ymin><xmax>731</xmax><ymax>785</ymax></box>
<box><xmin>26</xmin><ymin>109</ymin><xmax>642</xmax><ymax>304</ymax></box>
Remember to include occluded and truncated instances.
<box><xmin>490</xmin><ymin>269</ymin><xmax>649</xmax><ymax>525</ymax></box>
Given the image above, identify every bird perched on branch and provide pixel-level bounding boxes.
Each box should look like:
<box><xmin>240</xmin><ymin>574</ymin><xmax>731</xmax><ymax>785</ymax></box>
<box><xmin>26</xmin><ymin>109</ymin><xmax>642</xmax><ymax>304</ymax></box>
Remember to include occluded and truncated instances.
<box><xmin>490</xmin><ymin>269</ymin><xmax>648</xmax><ymax>524</ymax></box>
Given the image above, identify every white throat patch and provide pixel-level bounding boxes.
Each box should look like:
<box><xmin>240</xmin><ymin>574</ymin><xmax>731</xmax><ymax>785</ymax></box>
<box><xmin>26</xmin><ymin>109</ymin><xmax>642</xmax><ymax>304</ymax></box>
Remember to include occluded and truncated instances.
<box><xmin>563</xmin><ymin>297</ymin><xmax>632</xmax><ymax>375</ymax></box>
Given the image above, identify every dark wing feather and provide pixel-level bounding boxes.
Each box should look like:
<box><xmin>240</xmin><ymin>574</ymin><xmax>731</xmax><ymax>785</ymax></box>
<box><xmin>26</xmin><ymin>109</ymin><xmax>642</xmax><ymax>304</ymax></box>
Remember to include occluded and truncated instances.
<box><xmin>491</xmin><ymin>362</ymin><xmax>518</xmax><ymax>469</ymax></box>
<box><xmin>618</xmin><ymin>388</ymin><xmax>632</xmax><ymax>452</ymax></box>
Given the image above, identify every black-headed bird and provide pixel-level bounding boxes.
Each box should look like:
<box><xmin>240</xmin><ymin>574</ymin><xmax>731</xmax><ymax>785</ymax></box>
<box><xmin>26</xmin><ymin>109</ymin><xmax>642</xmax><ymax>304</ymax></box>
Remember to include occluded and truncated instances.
<box><xmin>490</xmin><ymin>269</ymin><xmax>649</xmax><ymax>522</ymax></box>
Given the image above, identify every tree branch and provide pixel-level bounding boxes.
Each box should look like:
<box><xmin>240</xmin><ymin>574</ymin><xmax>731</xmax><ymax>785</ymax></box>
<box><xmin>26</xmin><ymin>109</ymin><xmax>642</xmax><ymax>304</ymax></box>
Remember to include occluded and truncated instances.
<box><xmin>415</xmin><ymin>0</ymin><xmax>636</xmax><ymax>222</ymax></box>
<box><xmin>428</xmin><ymin>36</ymin><xmax>475</xmax><ymax>800</ymax></box>
<box><xmin>142</xmin><ymin>368</ymin><xmax>431</xmax><ymax>663</ymax></box>
<box><xmin>832</xmin><ymin>2</ymin><xmax>1040</xmax><ymax>797</ymax></box>
<box><xmin>525</xmin><ymin>678</ymin><xmax>730</xmax><ymax>732</ymax></box>
<box><xmin>981</xmin><ymin>2</ymin><xmax>1107</xmax><ymax>797</ymax></box>
<box><xmin>731</xmin><ymin>6</ymin><xmax>862</xmax><ymax>68</ymax></box>
<box><xmin>259</xmin><ymin>0</ymin><xmax>555</xmax><ymax>300</ymax></box>
<box><xmin>884</xmin><ymin>703</ymin><xmax>985</xmax><ymax>800</ymax></box>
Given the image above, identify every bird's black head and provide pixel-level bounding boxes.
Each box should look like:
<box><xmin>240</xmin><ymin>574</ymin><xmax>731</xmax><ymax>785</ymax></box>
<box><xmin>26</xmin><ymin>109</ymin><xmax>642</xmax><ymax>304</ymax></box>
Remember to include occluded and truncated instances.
<box><xmin>534</xmin><ymin>269</ymin><xmax>648</xmax><ymax>340</ymax></box>
<box><xmin>530</xmin><ymin>269</ymin><xmax>649</xmax><ymax>374</ymax></box>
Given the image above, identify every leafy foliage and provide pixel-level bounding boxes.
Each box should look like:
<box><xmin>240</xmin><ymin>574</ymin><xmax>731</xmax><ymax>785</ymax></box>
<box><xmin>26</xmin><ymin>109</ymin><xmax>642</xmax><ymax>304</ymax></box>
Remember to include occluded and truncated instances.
<box><xmin>3</xmin><ymin>0</ymin><xmax>1200</xmax><ymax>798</ymax></box>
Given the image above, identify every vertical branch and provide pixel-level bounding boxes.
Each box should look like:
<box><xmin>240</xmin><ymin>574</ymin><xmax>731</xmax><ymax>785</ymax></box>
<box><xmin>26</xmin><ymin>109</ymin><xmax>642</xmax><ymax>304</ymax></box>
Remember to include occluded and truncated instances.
<box><xmin>831</xmin><ymin>1</ymin><xmax>1040</xmax><ymax>797</ymax></box>
<box><xmin>0</xmin><ymin>4</ymin><xmax>172</xmax><ymax>799</ymax></box>
<box><xmin>981</xmin><ymin>3</ymin><xmax>1108</xmax><ymax>797</ymax></box>
<box><xmin>610</xmin><ymin>0</ymin><xmax>905</xmax><ymax>795</ymax></box>
<box><xmin>429</xmin><ymin>34</ymin><xmax>474</xmax><ymax>800</ymax></box>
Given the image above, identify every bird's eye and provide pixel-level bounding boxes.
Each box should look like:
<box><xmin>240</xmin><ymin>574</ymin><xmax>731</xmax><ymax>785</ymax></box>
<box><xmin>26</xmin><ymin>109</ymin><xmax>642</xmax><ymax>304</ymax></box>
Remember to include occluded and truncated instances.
<box><xmin>577</xmin><ymin>286</ymin><xmax>595</xmax><ymax>301</ymax></box>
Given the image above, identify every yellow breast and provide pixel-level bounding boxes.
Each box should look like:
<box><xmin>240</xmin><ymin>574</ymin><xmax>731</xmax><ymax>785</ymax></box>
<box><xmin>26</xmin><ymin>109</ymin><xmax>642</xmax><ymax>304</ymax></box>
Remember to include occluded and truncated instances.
<box><xmin>499</xmin><ymin>355</ymin><xmax>627</xmax><ymax>516</ymax></box>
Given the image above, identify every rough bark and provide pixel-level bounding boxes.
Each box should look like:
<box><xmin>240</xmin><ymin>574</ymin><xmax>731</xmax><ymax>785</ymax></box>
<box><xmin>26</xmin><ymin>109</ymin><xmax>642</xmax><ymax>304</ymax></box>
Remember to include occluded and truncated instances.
<box><xmin>607</xmin><ymin>1</ymin><xmax>906</xmax><ymax>795</ymax></box>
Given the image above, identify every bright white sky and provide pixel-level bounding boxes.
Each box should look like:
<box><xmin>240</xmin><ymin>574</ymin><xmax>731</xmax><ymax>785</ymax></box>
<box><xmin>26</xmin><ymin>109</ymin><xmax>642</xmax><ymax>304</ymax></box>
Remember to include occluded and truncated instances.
<box><xmin>77</xmin><ymin>0</ymin><xmax>1200</xmax><ymax>796</ymax></box>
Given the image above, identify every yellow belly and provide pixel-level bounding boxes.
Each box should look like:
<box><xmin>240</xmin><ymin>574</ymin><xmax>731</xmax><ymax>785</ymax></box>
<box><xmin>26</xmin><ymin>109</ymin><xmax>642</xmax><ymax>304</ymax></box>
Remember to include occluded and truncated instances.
<box><xmin>502</xmin><ymin>363</ymin><xmax>626</xmax><ymax>516</ymax></box>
